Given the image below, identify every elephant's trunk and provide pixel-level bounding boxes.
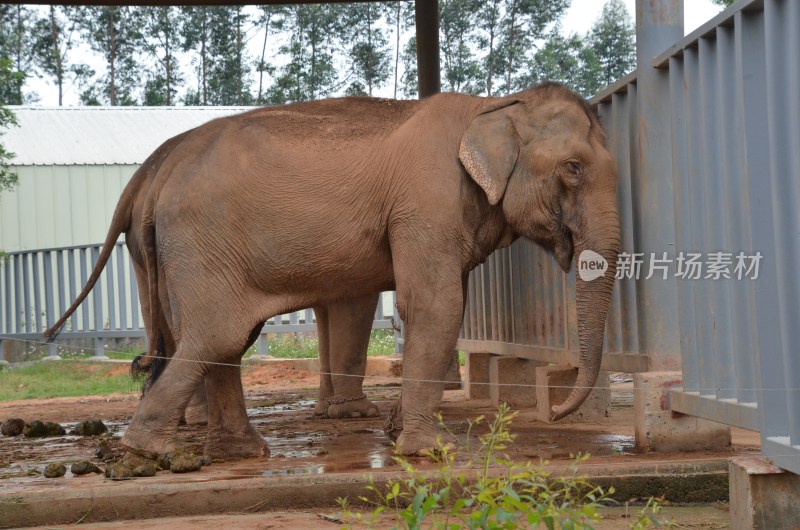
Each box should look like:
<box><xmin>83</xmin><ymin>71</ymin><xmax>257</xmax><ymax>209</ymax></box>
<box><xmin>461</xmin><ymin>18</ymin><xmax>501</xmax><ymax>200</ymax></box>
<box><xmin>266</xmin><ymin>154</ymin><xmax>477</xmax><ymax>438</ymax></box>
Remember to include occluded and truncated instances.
<box><xmin>551</xmin><ymin>211</ymin><xmax>620</xmax><ymax>421</ymax></box>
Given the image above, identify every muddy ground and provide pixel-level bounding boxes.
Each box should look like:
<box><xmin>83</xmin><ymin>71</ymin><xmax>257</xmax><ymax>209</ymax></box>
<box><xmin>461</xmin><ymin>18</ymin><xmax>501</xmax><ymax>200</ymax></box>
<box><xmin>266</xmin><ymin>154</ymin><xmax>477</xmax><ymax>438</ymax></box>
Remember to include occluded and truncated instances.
<box><xmin>0</xmin><ymin>364</ymin><xmax>759</xmax><ymax>527</ymax></box>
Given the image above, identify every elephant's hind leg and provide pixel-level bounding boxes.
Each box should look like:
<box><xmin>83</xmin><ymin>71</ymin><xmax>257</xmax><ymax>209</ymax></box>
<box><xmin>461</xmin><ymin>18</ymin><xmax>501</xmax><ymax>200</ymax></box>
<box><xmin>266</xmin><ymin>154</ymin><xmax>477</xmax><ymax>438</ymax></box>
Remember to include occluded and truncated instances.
<box><xmin>326</xmin><ymin>293</ymin><xmax>381</xmax><ymax>419</ymax></box>
<box><xmin>314</xmin><ymin>305</ymin><xmax>334</xmax><ymax>416</ymax></box>
<box><xmin>203</xmin><ymin>323</ymin><xmax>269</xmax><ymax>460</ymax></box>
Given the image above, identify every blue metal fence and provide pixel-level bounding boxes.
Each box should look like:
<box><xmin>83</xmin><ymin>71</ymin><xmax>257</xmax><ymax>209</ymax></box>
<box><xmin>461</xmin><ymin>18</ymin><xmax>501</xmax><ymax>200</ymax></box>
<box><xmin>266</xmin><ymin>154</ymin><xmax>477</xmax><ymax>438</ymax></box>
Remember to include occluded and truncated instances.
<box><xmin>0</xmin><ymin>242</ymin><xmax>400</xmax><ymax>361</ymax></box>
<box><xmin>460</xmin><ymin>0</ymin><xmax>800</xmax><ymax>474</ymax></box>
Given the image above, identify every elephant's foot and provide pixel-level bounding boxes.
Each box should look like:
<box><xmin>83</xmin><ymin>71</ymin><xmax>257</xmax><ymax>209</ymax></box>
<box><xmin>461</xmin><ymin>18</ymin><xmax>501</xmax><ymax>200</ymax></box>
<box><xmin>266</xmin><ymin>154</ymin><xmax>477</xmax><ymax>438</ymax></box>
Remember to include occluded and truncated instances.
<box><xmin>205</xmin><ymin>426</ymin><xmax>270</xmax><ymax>461</ymax></box>
<box><xmin>314</xmin><ymin>398</ymin><xmax>331</xmax><ymax>416</ymax></box>
<box><xmin>396</xmin><ymin>428</ymin><xmax>456</xmax><ymax>456</ymax></box>
<box><xmin>121</xmin><ymin>424</ymin><xmax>177</xmax><ymax>459</ymax></box>
<box><xmin>327</xmin><ymin>396</ymin><xmax>379</xmax><ymax>418</ymax></box>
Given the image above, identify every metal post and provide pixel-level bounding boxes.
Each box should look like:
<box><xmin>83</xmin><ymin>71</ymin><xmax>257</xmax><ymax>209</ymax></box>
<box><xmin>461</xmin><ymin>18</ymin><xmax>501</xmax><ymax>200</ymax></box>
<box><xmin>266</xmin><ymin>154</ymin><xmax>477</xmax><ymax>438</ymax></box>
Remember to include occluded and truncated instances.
<box><xmin>635</xmin><ymin>0</ymin><xmax>684</xmax><ymax>370</ymax></box>
<box><xmin>414</xmin><ymin>0</ymin><xmax>441</xmax><ymax>98</ymax></box>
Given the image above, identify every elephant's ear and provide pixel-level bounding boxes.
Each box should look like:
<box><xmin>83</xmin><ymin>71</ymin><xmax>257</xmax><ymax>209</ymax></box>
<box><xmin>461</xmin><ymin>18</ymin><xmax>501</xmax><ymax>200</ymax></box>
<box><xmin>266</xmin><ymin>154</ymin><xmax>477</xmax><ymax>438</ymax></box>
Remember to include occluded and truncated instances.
<box><xmin>459</xmin><ymin>99</ymin><xmax>521</xmax><ymax>206</ymax></box>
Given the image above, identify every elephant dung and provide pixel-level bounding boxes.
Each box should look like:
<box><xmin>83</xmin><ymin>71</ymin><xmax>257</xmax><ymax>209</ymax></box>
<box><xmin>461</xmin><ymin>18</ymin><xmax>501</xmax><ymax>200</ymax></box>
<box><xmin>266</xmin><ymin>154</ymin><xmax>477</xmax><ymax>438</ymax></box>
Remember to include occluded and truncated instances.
<box><xmin>70</xmin><ymin>461</ymin><xmax>102</xmax><ymax>476</ymax></box>
<box><xmin>169</xmin><ymin>450</ymin><xmax>203</xmax><ymax>473</ymax></box>
<box><xmin>1</xmin><ymin>418</ymin><xmax>25</xmax><ymax>436</ymax></box>
<box><xmin>43</xmin><ymin>463</ymin><xmax>66</xmax><ymax>478</ymax></box>
<box><xmin>104</xmin><ymin>463</ymin><xmax>133</xmax><ymax>480</ymax></box>
<box><xmin>23</xmin><ymin>420</ymin><xmax>65</xmax><ymax>438</ymax></box>
<box><xmin>132</xmin><ymin>463</ymin><xmax>158</xmax><ymax>477</ymax></box>
<box><xmin>70</xmin><ymin>420</ymin><xmax>108</xmax><ymax>436</ymax></box>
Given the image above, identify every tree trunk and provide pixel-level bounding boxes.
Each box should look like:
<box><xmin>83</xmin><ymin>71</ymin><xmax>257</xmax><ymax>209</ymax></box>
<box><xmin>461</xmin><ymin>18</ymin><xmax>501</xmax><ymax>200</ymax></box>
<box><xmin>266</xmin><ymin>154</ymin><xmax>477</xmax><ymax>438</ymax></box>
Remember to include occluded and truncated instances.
<box><xmin>49</xmin><ymin>6</ymin><xmax>64</xmax><ymax>106</ymax></box>
<box><xmin>393</xmin><ymin>4</ymin><xmax>400</xmax><ymax>99</ymax></box>
<box><xmin>108</xmin><ymin>7</ymin><xmax>117</xmax><ymax>106</ymax></box>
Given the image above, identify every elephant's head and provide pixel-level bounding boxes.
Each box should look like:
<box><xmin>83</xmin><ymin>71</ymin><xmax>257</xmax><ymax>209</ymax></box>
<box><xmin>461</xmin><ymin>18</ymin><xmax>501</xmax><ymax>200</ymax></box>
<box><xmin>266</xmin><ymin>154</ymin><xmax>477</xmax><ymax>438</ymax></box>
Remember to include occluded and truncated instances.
<box><xmin>459</xmin><ymin>82</ymin><xmax>620</xmax><ymax>421</ymax></box>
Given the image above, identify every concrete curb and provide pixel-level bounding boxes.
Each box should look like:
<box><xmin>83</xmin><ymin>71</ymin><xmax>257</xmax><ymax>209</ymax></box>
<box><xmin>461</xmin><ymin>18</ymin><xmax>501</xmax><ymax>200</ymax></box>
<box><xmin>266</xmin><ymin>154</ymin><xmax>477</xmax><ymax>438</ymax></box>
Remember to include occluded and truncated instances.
<box><xmin>0</xmin><ymin>459</ymin><xmax>729</xmax><ymax>528</ymax></box>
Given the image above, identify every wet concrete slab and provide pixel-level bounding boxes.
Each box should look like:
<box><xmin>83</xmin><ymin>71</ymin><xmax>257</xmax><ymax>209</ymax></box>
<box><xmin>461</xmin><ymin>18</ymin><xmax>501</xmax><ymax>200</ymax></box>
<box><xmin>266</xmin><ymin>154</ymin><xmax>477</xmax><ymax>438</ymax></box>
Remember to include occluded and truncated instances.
<box><xmin>0</xmin><ymin>383</ymin><xmax>759</xmax><ymax>528</ymax></box>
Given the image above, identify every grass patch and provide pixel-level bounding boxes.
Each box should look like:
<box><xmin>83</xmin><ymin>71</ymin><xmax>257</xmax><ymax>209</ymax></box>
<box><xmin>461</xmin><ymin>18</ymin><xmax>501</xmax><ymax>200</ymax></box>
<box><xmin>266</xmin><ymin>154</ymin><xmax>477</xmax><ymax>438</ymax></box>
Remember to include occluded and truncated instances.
<box><xmin>0</xmin><ymin>361</ymin><xmax>139</xmax><ymax>402</ymax></box>
<box><xmin>246</xmin><ymin>329</ymin><xmax>398</xmax><ymax>359</ymax></box>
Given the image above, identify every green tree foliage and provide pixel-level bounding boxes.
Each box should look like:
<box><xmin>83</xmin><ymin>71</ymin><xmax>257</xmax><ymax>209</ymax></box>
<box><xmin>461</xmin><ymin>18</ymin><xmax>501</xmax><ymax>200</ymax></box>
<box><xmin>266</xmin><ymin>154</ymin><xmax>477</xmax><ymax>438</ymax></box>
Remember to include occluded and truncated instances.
<box><xmin>382</xmin><ymin>2</ymin><xmax>415</xmax><ymax>99</ymax></box>
<box><xmin>440</xmin><ymin>0</ymin><xmax>484</xmax><ymax>94</ymax></box>
<box><xmin>399</xmin><ymin>36</ymin><xmax>418</xmax><ymax>99</ymax></box>
<box><xmin>142</xmin><ymin>7</ymin><xmax>183</xmax><ymax>106</ymax></box>
<box><xmin>340</xmin><ymin>4</ymin><xmax>391</xmax><ymax>97</ymax></box>
<box><xmin>30</xmin><ymin>6</ymin><xmax>93</xmax><ymax>106</ymax></box>
<box><xmin>266</xmin><ymin>5</ymin><xmax>340</xmax><ymax>104</ymax></box>
<box><xmin>523</xmin><ymin>29</ymin><xmax>603</xmax><ymax>97</ymax></box>
<box><xmin>711</xmin><ymin>0</ymin><xmax>736</xmax><ymax>6</ymax></box>
<box><xmin>589</xmin><ymin>0</ymin><xmax>636</xmax><ymax>87</ymax></box>
<box><xmin>182</xmin><ymin>7</ymin><xmax>253</xmax><ymax>106</ymax></box>
<box><xmin>78</xmin><ymin>6</ymin><xmax>144</xmax><ymax>106</ymax></box>
<box><xmin>0</xmin><ymin>59</ymin><xmax>18</xmax><ymax>193</ymax></box>
<box><xmin>255</xmin><ymin>6</ymin><xmax>287</xmax><ymax>104</ymax></box>
<box><xmin>0</xmin><ymin>5</ymin><xmax>37</xmax><ymax>104</ymax></box>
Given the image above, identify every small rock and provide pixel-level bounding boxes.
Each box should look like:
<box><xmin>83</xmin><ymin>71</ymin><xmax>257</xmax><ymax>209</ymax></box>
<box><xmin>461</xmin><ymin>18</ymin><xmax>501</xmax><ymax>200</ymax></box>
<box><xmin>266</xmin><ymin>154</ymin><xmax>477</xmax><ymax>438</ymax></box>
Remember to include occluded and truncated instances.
<box><xmin>43</xmin><ymin>463</ymin><xmax>66</xmax><ymax>478</ymax></box>
<box><xmin>104</xmin><ymin>463</ymin><xmax>133</xmax><ymax>480</ymax></box>
<box><xmin>70</xmin><ymin>420</ymin><xmax>108</xmax><ymax>436</ymax></box>
<box><xmin>70</xmin><ymin>461</ymin><xmax>102</xmax><ymax>476</ymax></box>
<box><xmin>1</xmin><ymin>418</ymin><xmax>25</xmax><ymax>436</ymax></box>
<box><xmin>132</xmin><ymin>463</ymin><xmax>158</xmax><ymax>477</ymax></box>
<box><xmin>169</xmin><ymin>452</ymin><xmax>203</xmax><ymax>473</ymax></box>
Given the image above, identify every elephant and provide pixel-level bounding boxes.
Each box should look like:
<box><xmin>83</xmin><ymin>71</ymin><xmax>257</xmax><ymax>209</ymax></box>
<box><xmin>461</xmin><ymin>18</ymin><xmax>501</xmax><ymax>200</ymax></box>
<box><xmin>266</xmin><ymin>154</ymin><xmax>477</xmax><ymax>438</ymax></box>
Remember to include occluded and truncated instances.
<box><xmin>47</xmin><ymin>82</ymin><xmax>620</xmax><ymax>459</ymax></box>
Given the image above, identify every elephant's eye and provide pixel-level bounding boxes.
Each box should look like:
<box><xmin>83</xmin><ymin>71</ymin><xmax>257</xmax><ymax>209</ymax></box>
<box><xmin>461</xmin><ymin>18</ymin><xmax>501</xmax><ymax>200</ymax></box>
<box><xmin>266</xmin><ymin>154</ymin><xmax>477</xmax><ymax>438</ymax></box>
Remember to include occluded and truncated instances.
<box><xmin>566</xmin><ymin>160</ymin><xmax>582</xmax><ymax>176</ymax></box>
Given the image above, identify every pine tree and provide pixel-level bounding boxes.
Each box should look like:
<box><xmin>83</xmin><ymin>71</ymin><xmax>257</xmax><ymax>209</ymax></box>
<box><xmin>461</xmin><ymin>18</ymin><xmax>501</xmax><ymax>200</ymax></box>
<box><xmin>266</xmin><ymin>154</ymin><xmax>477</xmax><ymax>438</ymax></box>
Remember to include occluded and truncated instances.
<box><xmin>589</xmin><ymin>0</ymin><xmax>635</xmax><ymax>87</ymax></box>
<box><xmin>31</xmin><ymin>6</ymin><xmax>92</xmax><ymax>106</ymax></box>
<box><xmin>78</xmin><ymin>6</ymin><xmax>145</xmax><ymax>106</ymax></box>
<box><xmin>142</xmin><ymin>6</ymin><xmax>183</xmax><ymax>106</ymax></box>
<box><xmin>340</xmin><ymin>3</ymin><xmax>391</xmax><ymax>97</ymax></box>
<box><xmin>0</xmin><ymin>5</ymin><xmax>37</xmax><ymax>104</ymax></box>
<box><xmin>181</xmin><ymin>6</ymin><xmax>211</xmax><ymax>105</ymax></box>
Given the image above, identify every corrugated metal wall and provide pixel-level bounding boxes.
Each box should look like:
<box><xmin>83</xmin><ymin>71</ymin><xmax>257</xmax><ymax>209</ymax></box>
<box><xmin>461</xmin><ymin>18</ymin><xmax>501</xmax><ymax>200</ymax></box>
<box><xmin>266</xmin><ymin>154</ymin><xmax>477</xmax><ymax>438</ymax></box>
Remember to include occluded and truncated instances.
<box><xmin>0</xmin><ymin>164</ymin><xmax>137</xmax><ymax>252</ymax></box>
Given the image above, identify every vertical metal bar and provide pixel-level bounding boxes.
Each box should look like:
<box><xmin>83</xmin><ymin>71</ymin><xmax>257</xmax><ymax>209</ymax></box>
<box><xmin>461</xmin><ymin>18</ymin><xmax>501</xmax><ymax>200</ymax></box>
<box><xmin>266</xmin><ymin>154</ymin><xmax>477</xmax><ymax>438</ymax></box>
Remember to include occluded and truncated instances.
<box><xmin>375</xmin><ymin>293</ymin><xmax>384</xmax><ymax>321</ymax></box>
<box><xmin>56</xmin><ymin>250</ymin><xmax>66</xmax><ymax>317</ymax></box>
<box><xmin>738</xmin><ymin>8</ymin><xmax>784</xmax><ymax>439</ymax></box>
<box><xmin>414</xmin><ymin>0</ymin><xmax>440</xmax><ymax>98</ymax></box>
<box><xmin>43</xmin><ymin>252</ymin><xmax>56</xmax><ymax>330</ymax></box>
<box><xmin>106</xmin><ymin>246</ymin><xmax>117</xmax><ymax>330</ymax></box>
<box><xmin>764</xmin><ymin>0</ymin><xmax>800</xmax><ymax>444</ymax></box>
<box><xmin>14</xmin><ymin>255</ymin><xmax>23</xmax><ymax>333</ymax></box>
<box><xmin>79</xmin><ymin>249</ymin><xmax>89</xmax><ymax>331</ymax></box>
<box><xmin>510</xmin><ymin>242</ymin><xmax>520</xmax><ymax>344</ymax></box>
<box><xmin>91</xmin><ymin>246</ymin><xmax>103</xmax><ymax>335</ymax></box>
<box><xmin>117</xmin><ymin>244</ymin><xmax>128</xmax><ymax>330</ymax></box>
<box><xmin>3</xmin><ymin>256</ymin><xmax>11</xmax><ymax>334</ymax></box>
<box><xmin>685</xmin><ymin>46</ymin><xmax>715</xmax><ymax>397</ymax></box>
<box><xmin>129</xmin><ymin>257</ymin><xmax>140</xmax><ymax>330</ymax></box>
<box><xmin>698</xmin><ymin>35</ymin><xmax>736</xmax><ymax>400</ymax></box>
<box><xmin>32</xmin><ymin>252</ymin><xmax>42</xmax><ymax>333</ymax></box>
<box><xmin>0</xmin><ymin>257</ymin><xmax>4</xmax><ymax>335</ymax></box>
<box><xmin>488</xmin><ymin>255</ymin><xmax>498</xmax><ymax>341</ymax></box>
<box><xmin>669</xmin><ymin>56</ymin><xmax>699</xmax><ymax>393</ymax></box>
<box><xmin>635</xmin><ymin>0</ymin><xmax>684</xmax><ymax>371</ymax></box>
<box><xmin>717</xmin><ymin>23</ymin><xmax>755</xmax><ymax>403</ymax></box>
<box><xmin>21</xmin><ymin>254</ymin><xmax>31</xmax><ymax>333</ymax></box>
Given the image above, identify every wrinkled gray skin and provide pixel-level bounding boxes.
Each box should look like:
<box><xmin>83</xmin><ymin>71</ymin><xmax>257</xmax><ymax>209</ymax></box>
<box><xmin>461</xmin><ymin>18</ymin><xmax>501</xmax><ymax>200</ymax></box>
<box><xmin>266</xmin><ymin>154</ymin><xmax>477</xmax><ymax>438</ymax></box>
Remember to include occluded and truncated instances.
<box><xmin>48</xmin><ymin>83</ymin><xmax>619</xmax><ymax>459</ymax></box>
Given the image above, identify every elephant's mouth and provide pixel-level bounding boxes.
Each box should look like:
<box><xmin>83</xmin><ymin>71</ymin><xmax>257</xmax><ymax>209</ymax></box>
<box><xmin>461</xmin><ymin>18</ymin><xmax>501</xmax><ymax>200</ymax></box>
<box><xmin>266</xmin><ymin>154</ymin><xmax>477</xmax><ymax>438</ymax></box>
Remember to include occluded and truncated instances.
<box><xmin>553</xmin><ymin>225</ymin><xmax>574</xmax><ymax>272</ymax></box>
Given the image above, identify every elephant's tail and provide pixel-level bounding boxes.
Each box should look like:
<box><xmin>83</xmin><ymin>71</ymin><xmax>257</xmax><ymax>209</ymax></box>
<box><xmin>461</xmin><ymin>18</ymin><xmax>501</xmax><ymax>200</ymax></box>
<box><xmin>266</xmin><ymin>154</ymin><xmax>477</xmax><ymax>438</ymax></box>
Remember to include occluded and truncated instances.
<box><xmin>43</xmin><ymin>166</ymin><xmax>147</xmax><ymax>340</ymax></box>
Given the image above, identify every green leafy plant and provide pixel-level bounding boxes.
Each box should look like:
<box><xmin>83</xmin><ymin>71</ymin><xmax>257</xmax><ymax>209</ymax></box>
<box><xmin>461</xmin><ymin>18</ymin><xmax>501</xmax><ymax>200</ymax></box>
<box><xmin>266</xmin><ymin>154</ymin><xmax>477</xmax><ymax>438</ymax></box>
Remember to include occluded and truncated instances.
<box><xmin>340</xmin><ymin>403</ymin><xmax>666</xmax><ymax>529</ymax></box>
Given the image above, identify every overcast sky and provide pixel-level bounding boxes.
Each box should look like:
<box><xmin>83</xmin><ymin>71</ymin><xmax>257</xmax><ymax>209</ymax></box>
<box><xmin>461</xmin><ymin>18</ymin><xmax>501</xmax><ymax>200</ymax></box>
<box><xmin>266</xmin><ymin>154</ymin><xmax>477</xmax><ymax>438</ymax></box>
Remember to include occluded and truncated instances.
<box><xmin>26</xmin><ymin>0</ymin><xmax>724</xmax><ymax>106</ymax></box>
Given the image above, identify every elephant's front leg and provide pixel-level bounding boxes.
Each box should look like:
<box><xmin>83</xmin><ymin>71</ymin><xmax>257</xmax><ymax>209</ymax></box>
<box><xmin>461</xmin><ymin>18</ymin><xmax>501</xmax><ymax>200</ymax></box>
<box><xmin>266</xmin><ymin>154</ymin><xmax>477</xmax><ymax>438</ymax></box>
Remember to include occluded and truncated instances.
<box><xmin>391</xmin><ymin>265</ymin><xmax>464</xmax><ymax>455</ymax></box>
<box><xmin>325</xmin><ymin>293</ymin><xmax>381</xmax><ymax>418</ymax></box>
<box><xmin>205</xmin><ymin>364</ymin><xmax>269</xmax><ymax>460</ymax></box>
